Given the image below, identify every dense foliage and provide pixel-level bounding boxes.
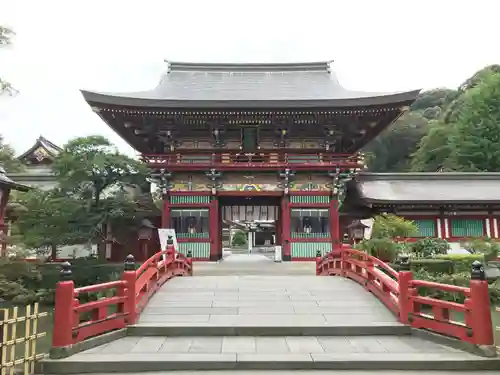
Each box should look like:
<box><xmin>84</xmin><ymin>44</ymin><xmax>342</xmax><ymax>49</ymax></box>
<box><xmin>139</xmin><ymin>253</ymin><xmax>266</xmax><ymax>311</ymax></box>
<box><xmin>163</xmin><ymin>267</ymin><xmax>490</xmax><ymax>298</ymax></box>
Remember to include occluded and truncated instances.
<box><xmin>8</xmin><ymin>136</ymin><xmax>149</xmax><ymax>260</ymax></box>
<box><xmin>231</xmin><ymin>230</ymin><xmax>247</xmax><ymax>247</ymax></box>
<box><xmin>356</xmin><ymin>215</ymin><xmax>500</xmax><ymax>304</ymax></box>
<box><xmin>365</xmin><ymin>65</ymin><xmax>500</xmax><ymax>173</ymax></box>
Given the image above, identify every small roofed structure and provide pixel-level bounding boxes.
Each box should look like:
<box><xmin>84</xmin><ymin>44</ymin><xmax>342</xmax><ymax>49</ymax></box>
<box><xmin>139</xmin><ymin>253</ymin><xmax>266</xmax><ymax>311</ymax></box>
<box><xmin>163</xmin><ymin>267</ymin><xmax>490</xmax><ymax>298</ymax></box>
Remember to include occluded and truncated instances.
<box><xmin>353</xmin><ymin>172</ymin><xmax>500</xmax><ymax>205</ymax></box>
<box><xmin>17</xmin><ymin>135</ymin><xmax>62</xmax><ymax>166</ymax></box>
<box><xmin>345</xmin><ymin>172</ymin><xmax>500</xmax><ymax>246</ymax></box>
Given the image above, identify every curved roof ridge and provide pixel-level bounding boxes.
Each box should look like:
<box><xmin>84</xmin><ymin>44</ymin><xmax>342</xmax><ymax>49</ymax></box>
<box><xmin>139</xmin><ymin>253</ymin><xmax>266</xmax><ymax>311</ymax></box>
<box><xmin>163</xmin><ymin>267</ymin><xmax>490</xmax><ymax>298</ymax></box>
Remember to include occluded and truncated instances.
<box><xmin>166</xmin><ymin>61</ymin><xmax>334</xmax><ymax>73</ymax></box>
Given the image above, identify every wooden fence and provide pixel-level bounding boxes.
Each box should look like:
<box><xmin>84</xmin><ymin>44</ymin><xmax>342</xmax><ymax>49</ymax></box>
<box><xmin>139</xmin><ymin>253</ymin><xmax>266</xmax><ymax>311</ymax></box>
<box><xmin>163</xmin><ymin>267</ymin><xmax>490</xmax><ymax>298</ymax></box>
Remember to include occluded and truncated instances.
<box><xmin>0</xmin><ymin>304</ymin><xmax>48</xmax><ymax>375</ymax></box>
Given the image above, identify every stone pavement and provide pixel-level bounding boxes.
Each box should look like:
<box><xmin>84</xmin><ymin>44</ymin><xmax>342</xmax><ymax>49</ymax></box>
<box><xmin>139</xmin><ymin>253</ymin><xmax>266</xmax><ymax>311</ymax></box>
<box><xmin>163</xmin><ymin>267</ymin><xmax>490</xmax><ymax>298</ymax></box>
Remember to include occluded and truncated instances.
<box><xmin>195</xmin><ymin>253</ymin><xmax>316</xmax><ymax>275</ymax></box>
<box><xmin>135</xmin><ymin>274</ymin><xmax>404</xmax><ymax>335</ymax></box>
<box><xmin>38</xmin><ymin>259</ymin><xmax>500</xmax><ymax>373</ymax></box>
<box><xmin>40</xmin><ymin>333</ymin><xmax>497</xmax><ymax>372</ymax></box>
<box><xmin>57</xmin><ymin>372</ymin><xmax>500</xmax><ymax>375</ymax></box>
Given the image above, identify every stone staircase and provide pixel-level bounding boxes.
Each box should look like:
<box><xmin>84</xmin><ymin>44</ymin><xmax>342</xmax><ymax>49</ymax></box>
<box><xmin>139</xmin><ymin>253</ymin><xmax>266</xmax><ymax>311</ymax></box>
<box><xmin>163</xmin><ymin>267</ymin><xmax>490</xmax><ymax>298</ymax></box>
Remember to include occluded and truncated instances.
<box><xmin>38</xmin><ymin>261</ymin><xmax>500</xmax><ymax>373</ymax></box>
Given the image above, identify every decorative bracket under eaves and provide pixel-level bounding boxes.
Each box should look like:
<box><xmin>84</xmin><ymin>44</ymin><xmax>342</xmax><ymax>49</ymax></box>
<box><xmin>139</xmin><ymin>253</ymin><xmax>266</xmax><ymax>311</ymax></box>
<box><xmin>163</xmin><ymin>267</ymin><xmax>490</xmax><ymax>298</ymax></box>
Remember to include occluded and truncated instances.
<box><xmin>278</xmin><ymin>168</ymin><xmax>296</xmax><ymax>194</ymax></box>
<box><xmin>149</xmin><ymin>169</ymin><xmax>173</xmax><ymax>195</ymax></box>
<box><xmin>206</xmin><ymin>169</ymin><xmax>223</xmax><ymax>194</ymax></box>
<box><xmin>327</xmin><ymin>168</ymin><xmax>356</xmax><ymax>209</ymax></box>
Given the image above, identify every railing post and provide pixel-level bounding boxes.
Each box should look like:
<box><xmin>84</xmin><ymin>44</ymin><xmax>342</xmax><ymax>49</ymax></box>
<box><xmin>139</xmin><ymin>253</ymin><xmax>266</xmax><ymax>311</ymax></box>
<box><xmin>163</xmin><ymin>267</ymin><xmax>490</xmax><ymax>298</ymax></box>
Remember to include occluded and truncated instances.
<box><xmin>398</xmin><ymin>254</ymin><xmax>413</xmax><ymax>324</ymax></box>
<box><xmin>52</xmin><ymin>262</ymin><xmax>74</xmax><ymax>348</ymax></box>
<box><xmin>187</xmin><ymin>249</ymin><xmax>193</xmax><ymax>275</ymax></box>
<box><xmin>166</xmin><ymin>235</ymin><xmax>175</xmax><ymax>259</ymax></box>
<box><xmin>468</xmin><ymin>261</ymin><xmax>494</xmax><ymax>346</ymax></box>
<box><xmin>315</xmin><ymin>249</ymin><xmax>322</xmax><ymax>275</ymax></box>
<box><xmin>340</xmin><ymin>236</ymin><xmax>349</xmax><ymax>277</ymax></box>
<box><xmin>123</xmin><ymin>254</ymin><xmax>137</xmax><ymax>325</ymax></box>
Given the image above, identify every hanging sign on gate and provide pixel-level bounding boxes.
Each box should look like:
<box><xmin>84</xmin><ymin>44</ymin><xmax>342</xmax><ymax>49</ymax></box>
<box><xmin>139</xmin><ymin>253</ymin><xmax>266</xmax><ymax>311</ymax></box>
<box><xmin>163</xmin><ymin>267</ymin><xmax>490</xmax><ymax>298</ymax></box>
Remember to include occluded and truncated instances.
<box><xmin>158</xmin><ymin>228</ymin><xmax>178</xmax><ymax>251</ymax></box>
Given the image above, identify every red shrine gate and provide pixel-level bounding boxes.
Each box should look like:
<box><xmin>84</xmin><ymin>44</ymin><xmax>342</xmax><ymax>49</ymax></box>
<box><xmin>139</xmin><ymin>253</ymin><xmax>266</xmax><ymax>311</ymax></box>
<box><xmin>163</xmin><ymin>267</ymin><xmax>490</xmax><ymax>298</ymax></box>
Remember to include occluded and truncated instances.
<box><xmin>80</xmin><ymin>61</ymin><xmax>420</xmax><ymax>262</ymax></box>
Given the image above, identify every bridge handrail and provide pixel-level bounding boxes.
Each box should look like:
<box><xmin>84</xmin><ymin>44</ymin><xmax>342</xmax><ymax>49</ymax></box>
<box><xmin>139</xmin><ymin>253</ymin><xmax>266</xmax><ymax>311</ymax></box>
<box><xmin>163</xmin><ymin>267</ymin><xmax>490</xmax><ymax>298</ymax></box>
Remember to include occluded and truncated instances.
<box><xmin>316</xmin><ymin>247</ymin><xmax>494</xmax><ymax>348</ymax></box>
<box><xmin>51</xmin><ymin>242</ymin><xmax>192</xmax><ymax>352</ymax></box>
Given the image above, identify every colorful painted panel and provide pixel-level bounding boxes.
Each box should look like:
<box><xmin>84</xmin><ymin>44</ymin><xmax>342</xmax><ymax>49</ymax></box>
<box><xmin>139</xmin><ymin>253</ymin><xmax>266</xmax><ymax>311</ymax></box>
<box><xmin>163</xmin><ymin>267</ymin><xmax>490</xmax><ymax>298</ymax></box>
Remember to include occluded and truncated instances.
<box><xmin>291</xmin><ymin>242</ymin><xmax>332</xmax><ymax>258</ymax></box>
<box><xmin>219</xmin><ymin>183</ymin><xmax>280</xmax><ymax>191</ymax></box>
<box><xmin>450</xmin><ymin>218</ymin><xmax>484</xmax><ymax>237</ymax></box>
<box><xmin>290</xmin><ymin>196</ymin><xmax>330</xmax><ymax>204</ymax></box>
<box><xmin>178</xmin><ymin>242</ymin><xmax>210</xmax><ymax>258</ymax></box>
<box><xmin>413</xmin><ymin>219</ymin><xmax>436</xmax><ymax>237</ymax></box>
<box><xmin>170</xmin><ymin>195</ymin><xmax>211</xmax><ymax>204</ymax></box>
<box><xmin>289</xmin><ymin>182</ymin><xmax>330</xmax><ymax>191</ymax></box>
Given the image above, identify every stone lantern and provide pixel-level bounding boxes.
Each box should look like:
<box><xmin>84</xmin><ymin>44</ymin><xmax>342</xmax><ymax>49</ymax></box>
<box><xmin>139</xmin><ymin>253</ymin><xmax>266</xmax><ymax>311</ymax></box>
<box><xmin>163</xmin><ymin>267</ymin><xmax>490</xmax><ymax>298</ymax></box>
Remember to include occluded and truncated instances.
<box><xmin>0</xmin><ymin>166</ymin><xmax>30</xmax><ymax>257</ymax></box>
<box><xmin>347</xmin><ymin>219</ymin><xmax>369</xmax><ymax>244</ymax></box>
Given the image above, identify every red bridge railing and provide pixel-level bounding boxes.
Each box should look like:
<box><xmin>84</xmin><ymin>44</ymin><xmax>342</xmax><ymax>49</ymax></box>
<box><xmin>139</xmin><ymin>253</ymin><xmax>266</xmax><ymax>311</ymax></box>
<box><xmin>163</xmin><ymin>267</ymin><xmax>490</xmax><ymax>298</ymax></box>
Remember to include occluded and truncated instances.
<box><xmin>51</xmin><ymin>242</ymin><xmax>192</xmax><ymax>350</ymax></box>
<box><xmin>316</xmin><ymin>247</ymin><xmax>494</xmax><ymax>347</ymax></box>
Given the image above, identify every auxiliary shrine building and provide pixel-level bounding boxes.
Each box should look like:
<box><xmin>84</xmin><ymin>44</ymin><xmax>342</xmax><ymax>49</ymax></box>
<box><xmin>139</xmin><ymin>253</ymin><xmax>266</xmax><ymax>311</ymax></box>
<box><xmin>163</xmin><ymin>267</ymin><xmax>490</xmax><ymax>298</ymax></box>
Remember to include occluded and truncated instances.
<box><xmin>78</xmin><ymin>61</ymin><xmax>500</xmax><ymax>261</ymax></box>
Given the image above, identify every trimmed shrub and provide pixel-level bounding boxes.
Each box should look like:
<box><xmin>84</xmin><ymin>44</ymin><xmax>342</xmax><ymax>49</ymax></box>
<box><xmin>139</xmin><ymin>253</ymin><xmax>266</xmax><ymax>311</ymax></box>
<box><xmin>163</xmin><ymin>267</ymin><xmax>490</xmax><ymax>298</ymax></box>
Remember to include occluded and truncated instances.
<box><xmin>356</xmin><ymin>238</ymin><xmax>400</xmax><ymax>262</ymax></box>
<box><xmin>231</xmin><ymin>230</ymin><xmax>247</xmax><ymax>247</ymax></box>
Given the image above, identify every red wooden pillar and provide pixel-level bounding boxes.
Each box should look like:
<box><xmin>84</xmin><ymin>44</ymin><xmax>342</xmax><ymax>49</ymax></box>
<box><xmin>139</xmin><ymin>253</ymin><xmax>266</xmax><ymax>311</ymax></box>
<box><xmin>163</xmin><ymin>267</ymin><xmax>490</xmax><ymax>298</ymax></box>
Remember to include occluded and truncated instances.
<box><xmin>209</xmin><ymin>196</ymin><xmax>220</xmax><ymax>261</ymax></box>
<box><xmin>330</xmin><ymin>199</ymin><xmax>340</xmax><ymax>250</ymax></box>
<box><xmin>281</xmin><ymin>195</ymin><xmax>291</xmax><ymax>261</ymax></box>
<box><xmin>161</xmin><ymin>194</ymin><xmax>170</xmax><ymax>228</ymax></box>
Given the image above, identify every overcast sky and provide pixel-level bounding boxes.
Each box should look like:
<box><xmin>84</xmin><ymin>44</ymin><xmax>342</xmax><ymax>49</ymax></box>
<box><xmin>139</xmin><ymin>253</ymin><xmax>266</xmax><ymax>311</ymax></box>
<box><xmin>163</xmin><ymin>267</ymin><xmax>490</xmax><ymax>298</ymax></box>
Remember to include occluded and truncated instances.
<box><xmin>1</xmin><ymin>0</ymin><xmax>499</xmax><ymax>157</ymax></box>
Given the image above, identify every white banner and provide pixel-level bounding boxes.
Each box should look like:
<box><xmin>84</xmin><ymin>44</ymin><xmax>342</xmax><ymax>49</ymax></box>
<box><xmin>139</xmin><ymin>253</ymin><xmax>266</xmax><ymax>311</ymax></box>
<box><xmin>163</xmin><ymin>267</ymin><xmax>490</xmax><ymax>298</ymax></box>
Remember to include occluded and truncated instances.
<box><xmin>158</xmin><ymin>229</ymin><xmax>178</xmax><ymax>251</ymax></box>
<box><xmin>361</xmin><ymin>218</ymin><xmax>374</xmax><ymax>240</ymax></box>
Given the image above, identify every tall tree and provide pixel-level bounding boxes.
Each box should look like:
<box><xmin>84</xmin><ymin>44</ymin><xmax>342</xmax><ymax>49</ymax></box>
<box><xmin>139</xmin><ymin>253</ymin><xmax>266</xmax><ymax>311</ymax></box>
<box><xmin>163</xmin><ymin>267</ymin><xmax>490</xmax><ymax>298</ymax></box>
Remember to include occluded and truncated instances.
<box><xmin>411</xmin><ymin>88</ymin><xmax>457</xmax><ymax>120</ymax></box>
<box><xmin>52</xmin><ymin>135</ymin><xmax>148</xmax><ymax>258</ymax></box>
<box><xmin>15</xmin><ymin>189</ymin><xmax>89</xmax><ymax>260</ymax></box>
<box><xmin>446</xmin><ymin>71</ymin><xmax>500</xmax><ymax>171</ymax></box>
<box><xmin>410</xmin><ymin>120</ymin><xmax>453</xmax><ymax>172</ymax></box>
<box><xmin>0</xmin><ymin>26</ymin><xmax>15</xmax><ymax>95</ymax></box>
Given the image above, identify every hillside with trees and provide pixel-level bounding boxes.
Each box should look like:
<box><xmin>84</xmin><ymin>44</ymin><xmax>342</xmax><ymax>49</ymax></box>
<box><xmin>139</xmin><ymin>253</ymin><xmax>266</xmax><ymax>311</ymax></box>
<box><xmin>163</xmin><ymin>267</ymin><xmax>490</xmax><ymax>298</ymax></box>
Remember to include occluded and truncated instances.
<box><xmin>364</xmin><ymin>65</ymin><xmax>500</xmax><ymax>172</ymax></box>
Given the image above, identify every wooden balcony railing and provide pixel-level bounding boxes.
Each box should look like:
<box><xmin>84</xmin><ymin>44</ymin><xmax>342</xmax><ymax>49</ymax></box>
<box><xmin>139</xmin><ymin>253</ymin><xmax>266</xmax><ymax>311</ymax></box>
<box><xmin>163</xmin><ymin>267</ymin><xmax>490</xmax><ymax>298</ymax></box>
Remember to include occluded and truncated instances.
<box><xmin>141</xmin><ymin>152</ymin><xmax>363</xmax><ymax>170</ymax></box>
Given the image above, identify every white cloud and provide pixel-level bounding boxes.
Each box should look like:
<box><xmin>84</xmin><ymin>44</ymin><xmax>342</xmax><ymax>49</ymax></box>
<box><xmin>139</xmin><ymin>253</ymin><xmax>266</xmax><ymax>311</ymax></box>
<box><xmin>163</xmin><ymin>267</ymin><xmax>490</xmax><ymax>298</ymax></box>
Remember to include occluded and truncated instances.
<box><xmin>1</xmin><ymin>0</ymin><xmax>499</xmax><ymax>155</ymax></box>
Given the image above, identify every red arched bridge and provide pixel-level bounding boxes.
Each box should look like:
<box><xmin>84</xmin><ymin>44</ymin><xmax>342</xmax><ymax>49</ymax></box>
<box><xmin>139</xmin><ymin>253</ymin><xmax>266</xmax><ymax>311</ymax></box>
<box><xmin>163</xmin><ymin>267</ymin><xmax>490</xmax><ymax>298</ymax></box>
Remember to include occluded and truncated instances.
<box><xmin>40</xmin><ymin>241</ymin><xmax>499</xmax><ymax>373</ymax></box>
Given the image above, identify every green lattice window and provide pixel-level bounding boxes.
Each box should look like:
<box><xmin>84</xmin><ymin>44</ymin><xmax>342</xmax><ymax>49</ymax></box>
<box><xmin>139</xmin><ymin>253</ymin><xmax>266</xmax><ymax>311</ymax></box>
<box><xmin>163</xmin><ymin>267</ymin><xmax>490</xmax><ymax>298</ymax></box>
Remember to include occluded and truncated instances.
<box><xmin>170</xmin><ymin>209</ymin><xmax>209</xmax><ymax>236</ymax></box>
<box><xmin>170</xmin><ymin>195</ymin><xmax>211</xmax><ymax>204</ymax></box>
<box><xmin>289</xmin><ymin>195</ymin><xmax>330</xmax><ymax>204</ymax></box>
<box><xmin>413</xmin><ymin>219</ymin><xmax>436</xmax><ymax>237</ymax></box>
<box><xmin>290</xmin><ymin>209</ymin><xmax>330</xmax><ymax>235</ymax></box>
<box><xmin>450</xmin><ymin>218</ymin><xmax>484</xmax><ymax>237</ymax></box>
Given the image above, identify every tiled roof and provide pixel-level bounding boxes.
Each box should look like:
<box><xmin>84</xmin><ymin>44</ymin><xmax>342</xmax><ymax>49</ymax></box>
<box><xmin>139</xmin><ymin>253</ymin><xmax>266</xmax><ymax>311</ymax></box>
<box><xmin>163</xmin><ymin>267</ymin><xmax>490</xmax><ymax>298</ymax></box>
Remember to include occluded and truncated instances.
<box><xmin>81</xmin><ymin>61</ymin><xmax>420</xmax><ymax>109</ymax></box>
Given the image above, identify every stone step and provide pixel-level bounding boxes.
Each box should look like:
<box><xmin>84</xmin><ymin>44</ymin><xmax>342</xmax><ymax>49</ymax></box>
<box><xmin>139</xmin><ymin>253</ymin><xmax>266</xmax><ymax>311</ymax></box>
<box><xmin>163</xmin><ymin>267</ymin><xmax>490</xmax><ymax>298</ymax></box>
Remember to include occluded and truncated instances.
<box><xmin>128</xmin><ymin>323</ymin><xmax>411</xmax><ymax>336</ymax></box>
<box><xmin>38</xmin><ymin>335</ymin><xmax>500</xmax><ymax>373</ymax></box>
<box><xmin>42</xmin><ymin>372</ymin><xmax>500</xmax><ymax>375</ymax></box>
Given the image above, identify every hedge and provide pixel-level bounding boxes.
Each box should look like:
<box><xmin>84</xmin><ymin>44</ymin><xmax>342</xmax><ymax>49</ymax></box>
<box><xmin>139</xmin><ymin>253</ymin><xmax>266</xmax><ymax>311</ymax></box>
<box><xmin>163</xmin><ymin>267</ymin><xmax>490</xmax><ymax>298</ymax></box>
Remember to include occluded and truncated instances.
<box><xmin>0</xmin><ymin>258</ymin><xmax>125</xmax><ymax>305</ymax></box>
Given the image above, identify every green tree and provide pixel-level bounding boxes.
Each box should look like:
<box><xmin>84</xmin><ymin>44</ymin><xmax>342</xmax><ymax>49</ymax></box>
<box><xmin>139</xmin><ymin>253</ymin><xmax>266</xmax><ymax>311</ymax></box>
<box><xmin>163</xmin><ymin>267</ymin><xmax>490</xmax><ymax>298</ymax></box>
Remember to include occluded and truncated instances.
<box><xmin>364</xmin><ymin>112</ymin><xmax>428</xmax><ymax>172</ymax></box>
<box><xmin>410</xmin><ymin>120</ymin><xmax>453</xmax><ymax>172</ymax></box>
<box><xmin>371</xmin><ymin>213</ymin><xmax>418</xmax><ymax>239</ymax></box>
<box><xmin>411</xmin><ymin>88</ymin><xmax>457</xmax><ymax>119</ymax></box>
<box><xmin>52</xmin><ymin>135</ymin><xmax>148</xmax><ymax>258</ymax></box>
<box><xmin>15</xmin><ymin>189</ymin><xmax>89</xmax><ymax>260</ymax></box>
<box><xmin>1</xmin><ymin>26</ymin><xmax>16</xmax><ymax>95</ymax></box>
<box><xmin>446</xmin><ymin>72</ymin><xmax>500</xmax><ymax>171</ymax></box>
<box><xmin>231</xmin><ymin>230</ymin><xmax>247</xmax><ymax>247</ymax></box>
<box><xmin>0</xmin><ymin>135</ymin><xmax>23</xmax><ymax>172</ymax></box>
<box><xmin>53</xmin><ymin>135</ymin><xmax>147</xmax><ymax>205</ymax></box>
